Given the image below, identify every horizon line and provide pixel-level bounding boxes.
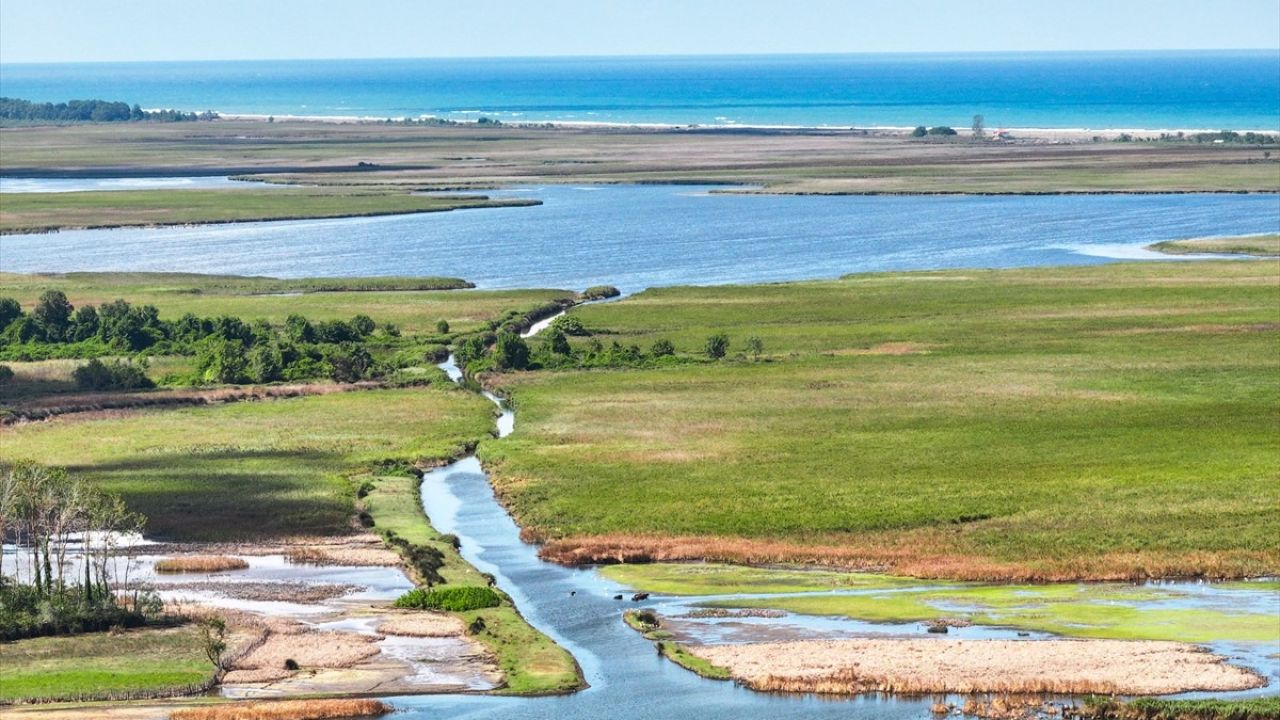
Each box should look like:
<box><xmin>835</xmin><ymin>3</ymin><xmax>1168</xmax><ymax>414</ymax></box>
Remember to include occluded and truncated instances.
<box><xmin>2</xmin><ymin>47</ymin><xmax>1278</xmax><ymax>67</ymax></box>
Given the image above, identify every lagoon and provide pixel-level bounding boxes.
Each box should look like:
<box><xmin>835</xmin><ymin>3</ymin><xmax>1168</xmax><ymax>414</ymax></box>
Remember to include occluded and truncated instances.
<box><xmin>1</xmin><ymin>185</ymin><xmax>1276</xmax><ymax>291</ymax></box>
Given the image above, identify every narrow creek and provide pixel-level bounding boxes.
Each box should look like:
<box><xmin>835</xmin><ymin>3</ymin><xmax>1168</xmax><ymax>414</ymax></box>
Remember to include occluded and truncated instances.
<box><xmin>401</xmin><ymin>314</ymin><xmax>1279</xmax><ymax>718</ymax></box>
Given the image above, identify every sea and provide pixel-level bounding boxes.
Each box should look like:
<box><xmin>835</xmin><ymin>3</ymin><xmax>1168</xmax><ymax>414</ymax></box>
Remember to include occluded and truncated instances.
<box><xmin>2</xmin><ymin>51</ymin><xmax>1278</xmax><ymax>129</ymax></box>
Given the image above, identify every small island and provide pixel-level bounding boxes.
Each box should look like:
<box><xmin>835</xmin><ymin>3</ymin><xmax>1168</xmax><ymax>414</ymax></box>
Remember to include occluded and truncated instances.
<box><xmin>1149</xmin><ymin>233</ymin><xmax>1280</xmax><ymax>256</ymax></box>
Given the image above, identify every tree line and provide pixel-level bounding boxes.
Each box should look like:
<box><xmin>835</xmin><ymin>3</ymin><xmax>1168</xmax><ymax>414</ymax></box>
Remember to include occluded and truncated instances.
<box><xmin>0</xmin><ymin>290</ymin><xmax>397</xmax><ymax>388</ymax></box>
<box><xmin>0</xmin><ymin>97</ymin><xmax>216</xmax><ymax>123</ymax></box>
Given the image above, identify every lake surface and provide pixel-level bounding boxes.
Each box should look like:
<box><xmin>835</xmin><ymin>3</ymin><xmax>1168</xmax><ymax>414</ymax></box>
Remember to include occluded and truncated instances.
<box><xmin>0</xmin><ymin>176</ymin><xmax>262</xmax><ymax>193</ymax></box>
<box><xmin>3</xmin><ymin>52</ymin><xmax>1279</xmax><ymax>129</ymax></box>
<box><xmin>2</xmin><ymin>186</ymin><xmax>1277</xmax><ymax>292</ymax></box>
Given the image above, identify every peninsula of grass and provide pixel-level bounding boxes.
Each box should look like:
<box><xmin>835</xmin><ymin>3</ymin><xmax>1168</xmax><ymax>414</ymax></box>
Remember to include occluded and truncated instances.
<box><xmin>0</xmin><ymin>625</ymin><xmax>212</xmax><ymax>703</ymax></box>
<box><xmin>1149</xmin><ymin>233</ymin><xmax>1280</xmax><ymax>256</ymax></box>
<box><xmin>1083</xmin><ymin>696</ymin><xmax>1280</xmax><ymax>720</ymax></box>
<box><xmin>0</xmin><ymin>187</ymin><xmax>538</xmax><ymax>233</ymax></box>
<box><xmin>479</xmin><ymin>261</ymin><xmax>1280</xmax><ymax>581</ymax></box>
<box><xmin>655</xmin><ymin>641</ymin><xmax>732</xmax><ymax>681</ymax></box>
<box><xmin>361</xmin><ymin>471</ymin><xmax>582</xmax><ymax>695</ymax></box>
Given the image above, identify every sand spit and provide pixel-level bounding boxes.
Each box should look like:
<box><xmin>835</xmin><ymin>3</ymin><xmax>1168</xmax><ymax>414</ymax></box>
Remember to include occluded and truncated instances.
<box><xmin>688</xmin><ymin>638</ymin><xmax>1265</xmax><ymax>696</ymax></box>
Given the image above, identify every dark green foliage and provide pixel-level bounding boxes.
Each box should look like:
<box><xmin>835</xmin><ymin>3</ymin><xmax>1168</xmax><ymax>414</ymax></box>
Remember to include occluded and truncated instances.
<box><xmin>394</xmin><ymin>585</ymin><xmax>502</xmax><ymax>612</ymax></box>
<box><xmin>911</xmin><ymin>126</ymin><xmax>928</xmax><ymax>137</ymax></box>
<box><xmin>285</xmin><ymin>314</ymin><xmax>316</xmax><ymax>343</ymax></box>
<box><xmin>196</xmin><ymin>338</ymin><xmax>249</xmax><ymax>384</ymax></box>
<box><xmin>467</xmin><ymin>616</ymin><xmax>487</xmax><ymax>634</ymax></box>
<box><xmin>0</xmin><ymin>97</ymin><xmax>207</xmax><ymax>123</ymax></box>
<box><xmin>436</xmin><ymin>319</ymin><xmax>451</xmax><ymax>334</ymax></box>
<box><xmin>650</xmin><ymin>338</ymin><xmax>675</xmax><ymax>357</ymax></box>
<box><xmin>249</xmin><ymin>342</ymin><xmax>285</xmax><ymax>383</ymax></box>
<box><xmin>581</xmin><ymin>285</ymin><xmax>622</xmax><ymax>300</ymax></box>
<box><xmin>380</xmin><ymin>530</ymin><xmax>446</xmax><ymax>585</ymax></box>
<box><xmin>350</xmin><ymin>314</ymin><xmax>376</xmax><ymax>337</ymax></box>
<box><xmin>72</xmin><ymin>358</ymin><xmax>154</xmax><ymax>391</ymax></box>
<box><xmin>0</xmin><ymin>580</ymin><xmax>148</xmax><ymax>642</ymax></box>
<box><xmin>544</xmin><ymin>327</ymin><xmax>571</xmax><ymax>355</ymax></box>
<box><xmin>493</xmin><ymin>332</ymin><xmax>530</xmax><ymax>371</ymax></box>
<box><xmin>0</xmin><ymin>297</ymin><xmax>22</xmax><ymax>330</ymax></box>
<box><xmin>928</xmin><ymin>126</ymin><xmax>958</xmax><ymax>136</ymax></box>
<box><xmin>704</xmin><ymin>333</ymin><xmax>729</xmax><ymax>359</ymax></box>
<box><xmin>0</xmin><ymin>364</ymin><xmax>13</xmax><ymax>384</ymax></box>
<box><xmin>551</xmin><ymin>315</ymin><xmax>588</xmax><ymax>336</ymax></box>
<box><xmin>326</xmin><ymin>344</ymin><xmax>373</xmax><ymax>383</ymax></box>
<box><xmin>34</xmin><ymin>290</ymin><xmax>74</xmax><ymax>342</ymax></box>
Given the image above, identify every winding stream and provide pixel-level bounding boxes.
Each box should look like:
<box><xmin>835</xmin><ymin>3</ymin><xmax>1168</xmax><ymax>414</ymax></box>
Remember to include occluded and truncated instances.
<box><xmin>406</xmin><ymin>315</ymin><xmax>1278</xmax><ymax>719</ymax></box>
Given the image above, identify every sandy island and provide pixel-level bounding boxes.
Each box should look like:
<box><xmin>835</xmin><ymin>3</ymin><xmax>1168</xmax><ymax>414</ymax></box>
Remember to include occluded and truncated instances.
<box><xmin>687</xmin><ymin>638</ymin><xmax>1265</xmax><ymax>696</ymax></box>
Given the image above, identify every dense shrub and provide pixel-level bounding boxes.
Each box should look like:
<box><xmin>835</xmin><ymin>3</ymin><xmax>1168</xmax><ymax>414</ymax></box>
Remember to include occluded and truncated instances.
<box><xmin>581</xmin><ymin>285</ymin><xmax>621</xmax><ymax>300</ymax></box>
<box><xmin>0</xmin><ymin>580</ymin><xmax>150</xmax><ymax>641</ymax></box>
<box><xmin>394</xmin><ymin>585</ymin><xmax>502</xmax><ymax>612</ymax></box>
<box><xmin>72</xmin><ymin>358</ymin><xmax>154</xmax><ymax>391</ymax></box>
<box><xmin>0</xmin><ymin>364</ymin><xmax>13</xmax><ymax>385</ymax></box>
<box><xmin>551</xmin><ymin>315</ymin><xmax>588</xmax><ymax>336</ymax></box>
<box><xmin>705</xmin><ymin>333</ymin><xmax>730</xmax><ymax>359</ymax></box>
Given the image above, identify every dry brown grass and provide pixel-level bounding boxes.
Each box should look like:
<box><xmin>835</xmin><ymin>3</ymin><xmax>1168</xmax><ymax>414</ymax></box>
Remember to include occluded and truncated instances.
<box><xmin>690</xmin><ymin>639</ymin><xmax>1264</xmax><ymax>696</ymax></box>
<box><xmin>154</xmin><ymin>555</ymin><xmax>249</xmax><ymax>573</ymax></box>
<box><xmin>536</xmin><ymin>533</ymin><xmax>1278</xmax><ymax>582</ymax></box>
<box><xmin>169</xmin><ymin>699</ymin><xmax>392</xmax><ymax>720</ymax></box>
<box><xmin>376</xmin><ymin>613</ymin><xmax>466</xmax><ymax>638</ymax></box>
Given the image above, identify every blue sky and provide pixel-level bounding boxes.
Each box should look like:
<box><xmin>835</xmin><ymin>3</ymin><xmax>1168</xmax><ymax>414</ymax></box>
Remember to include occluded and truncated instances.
<box><xmin>2</xmin><ymin>0</ymin><xmax>1278</xmax><ymax>63</ymax></box>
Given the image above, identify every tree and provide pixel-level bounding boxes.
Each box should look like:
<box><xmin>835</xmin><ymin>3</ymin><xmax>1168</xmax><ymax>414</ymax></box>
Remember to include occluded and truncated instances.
<box><xmin>551</xmin><ymin>315</ymin><xmax>588</xmax><ymax>336</ymax></box>
<box><xmin>911</xmin><ymin>126</ymin><xmax>928</xmax><ymax>138</ymax></box>
<box><xmin>197</xmin><ymin>338</ymin><xmax>249</xmax><ymax>384</ymax></box>
<box><xmin>928</xmin><ymin>126</ymin><xmax>958</xmax><ymax>136</ymax></box>
<box><xmin>284</xmin><ymin>314</ymin><xmax>316</xmax><ymax>343</ymax></box>
<box><xmin>650</xmin><ymin>338</ymin><xmax>675</xmax><ymax>357</ymax></box>
<box><xmin>971</xmin><ymin>114</ymin><xmax>986</xmax><ymax>140</ymax></box>
<box><xmin>0</xmin><ymin>297</ymin><xmax>21</xmax><ymax>330</ymax></box>
<box><xmin>350</xmin><ymin>314</ymin><xmax>376</xmax><ymax>337</ymax></box>
<box><xmin>435</xmin><ymin>319</ymin><xmax>450</xmax><ymax>334</ymax></box>
<box><xmin>493</xmin><ymin>332</ymin><xmax>530</xmax><ymax>370</ymax></box>
<box><xmin>198</xmin><ymin>617</ymin><xmax>228</xmax><ymax>670</ymax></box>
<box><xmin>544</xmin><ymin>327</ymin><xmax>571</xmax><ymax>355</ymax></box>
<box><xmin>705</xmin><ymin>333</ymin><xmax>729</xmax><ymax>360</ymax></box>
<box><xmin>68</xmin><ymin>305</ymin><xmax>100</xmax><ymax>342</ymax></box>
<box><xmin>33</xmin><ymin>290</ymin><xmax>73</xmax><ymax>341</ymax></box>
<box><xmin>745</xmin><ymin>336</ymin><xmax>764</xmax><ymax>360</ymax></box>
<box><xmin>249</xmin><ymin>342</ymin><xmax>284</xmax><ymax>383</ymax></box>
<box><xmin>327</xmin><ymin>344</ymin><xmax>373</xmax><ymax>383</ymax></box>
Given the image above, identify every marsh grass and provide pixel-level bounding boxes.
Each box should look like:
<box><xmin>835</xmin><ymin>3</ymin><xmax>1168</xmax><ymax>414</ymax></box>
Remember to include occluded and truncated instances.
<box><xmin>482</xmin><ymin>261</ymin><xmax>1280</xmax><ymax>580</ymax></box>
<box><xmin>1150</xmin><ymin>234</ymin><xmax>1280</xmax><ymax>257</ymax></box>
<box><xmin>168</xmin><ymin>699</ymin><xmax>393</xmax><ymax>720</ymax></box>
<box><xmin>154</xmin><ymin>555</ymin><xmax>249</xmax><ymax>573</ymax></box>
<box><xmin>0</xmin><ymin>188</ymin><xmax>537</xmax><ymax>233</ymax></box>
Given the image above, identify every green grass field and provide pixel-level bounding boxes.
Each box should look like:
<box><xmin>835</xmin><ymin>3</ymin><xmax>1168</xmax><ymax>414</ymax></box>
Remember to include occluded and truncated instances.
<box><xmin>0</xmin><ymin>625</ymin><xmax>211</xmax><ymax>702</ymax></box>
<box><xmin>481</xmin><ymin>260</ymin><xmax>1280</xmax><ymax>580</ymax></box>
<box><xmin>1</xmin><ymin>384</ymin><xmax>493</xmax><ymax>541</ymax></box>
<box><xmin>0</xmin><ymin>188</ymin><xmax>536</xmax><ymax>233</ymax></box>
<box><xmin>1150</xmin><ymin>233</ymin><xmax>1280</xmax><ymax>257</ymax></box>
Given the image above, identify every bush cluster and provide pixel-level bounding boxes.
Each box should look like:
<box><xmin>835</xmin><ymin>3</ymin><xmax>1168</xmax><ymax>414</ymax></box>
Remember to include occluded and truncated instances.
<box><xmin>393</xmin><ymin>585</ymin><xmax>502</xmax><ymax>612</ymax></box>
<box><xmin>0</xmin><ymin>580</ymin><xmax>157</xmax><ymax>641</ymax></box>
<box><xmin>0</xmin><ymin>97</ymin><xmax>213</xmax><ymax>123</ymax></box>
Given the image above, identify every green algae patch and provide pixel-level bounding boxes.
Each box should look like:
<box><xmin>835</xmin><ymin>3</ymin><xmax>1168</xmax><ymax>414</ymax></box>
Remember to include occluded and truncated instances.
<box><xmin>678</xmin><ymin>570</ymin><xmax>1280</xmax><ymax>644</ymax></box>
<box><xmin>600</xmin><ymin>562</ymin><xmax>930</xmax><ymax>596</ymax></box>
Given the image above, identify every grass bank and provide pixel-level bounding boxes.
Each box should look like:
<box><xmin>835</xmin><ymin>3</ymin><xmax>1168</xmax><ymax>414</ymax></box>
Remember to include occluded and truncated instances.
<box><xmin>362</xmin><ymin>472</ymin><xmax>582</xmax><ymax>694</ymax></box>
<box><xmin>1149</xmin><ymin>233</ymin><xmax>1280</xmax><ymax>257</ymax></box>
<box><xmin>0</xmin><ymin>188</ymin><xmax>537</xmax><ymax>233</ymax></box>
<box><xmin>0</xmin><ymin>624</ymin><xmax>212</xmax><ymax>703</ymax></box>
<box><xmin>480</xmin><ymin>261</ymin><xmax>1280</xmax><ymax>581</ymax></box>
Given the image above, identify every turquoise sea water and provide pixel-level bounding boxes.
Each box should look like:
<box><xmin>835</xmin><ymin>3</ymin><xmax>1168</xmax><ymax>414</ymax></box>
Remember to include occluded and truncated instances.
<box><xmin>2</xmin><ymin>52</ymin><xmax>1278</xmax><ymax>129</ymax></box>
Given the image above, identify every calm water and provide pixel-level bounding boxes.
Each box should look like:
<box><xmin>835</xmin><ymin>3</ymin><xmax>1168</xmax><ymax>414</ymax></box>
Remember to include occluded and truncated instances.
<box><xmin>2</xmin><ymin>52</ymin><xmax>1279</xmax><ymax>129</ymax></box>
<box><xmin>2</xmin><ymin>186</ymin><xmax>1277</xmax><ymax>291</ymax></box>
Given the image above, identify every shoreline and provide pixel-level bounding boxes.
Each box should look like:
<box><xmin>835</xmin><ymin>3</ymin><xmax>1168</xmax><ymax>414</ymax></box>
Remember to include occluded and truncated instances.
<box><xmin>209</xmin><ymin>113</ymin><xmax>1280</xmax><ymax>140</ymax></box>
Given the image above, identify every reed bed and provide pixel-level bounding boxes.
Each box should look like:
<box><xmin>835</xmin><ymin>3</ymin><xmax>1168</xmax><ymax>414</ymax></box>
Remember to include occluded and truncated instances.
<box><xmin>169</xmin><ymin>698</ymin><xmax>393</xmax><ymax>720</ymax></box>
<box><xmin>688</xmin><ymin>639</ymin><xmax>1265</xmax><ymax>696</ymax></box>
<box><xmin>154</xmin><ymin>555</ymin><xmax>250</xmax><ymax>573</ymax></box>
